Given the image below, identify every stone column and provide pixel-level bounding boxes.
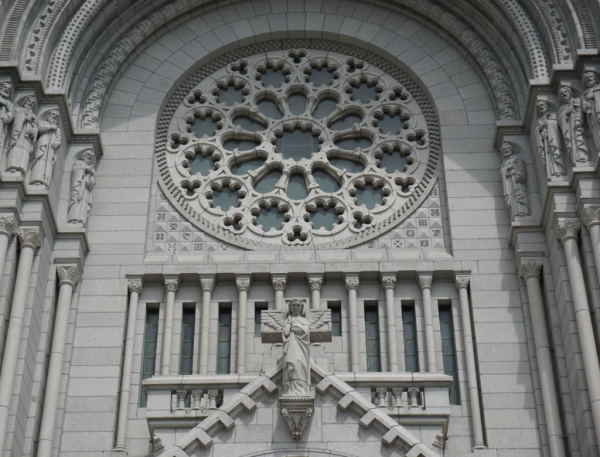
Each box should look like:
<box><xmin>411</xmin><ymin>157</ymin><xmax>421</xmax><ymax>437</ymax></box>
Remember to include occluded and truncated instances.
<box><xmin>518</xmin><ymin>260</ymin><xmax>566</xmax><ymax>457</ymax></box>
<box><xmin>0</xmin><ymin>215</ymin><xmax>16</xmax><ymax>284</ymax></box>
<box><xmin>382</xmin><ymin>275</ymin><xmax>399</xmax><ymax>372</ymax></box>
<box><xmin>0</xmin><ymin>227</ymin><xmax>42</xmax><ymax>453</ymax></box>
<box><xmin>236</xmin><ymin>275</ymin><xmax>251</xmax><ymax>374</ymax></box>
<box><xmin>161</xmin><ymin>276</ymin><xmax>179</xmax><ymax>376</ymax></box>
<box><xmin>199</xmin><ymin>275</ymin><xmax>215</xmax><ymax>375</ymax></box>
<box><xmin>345</xmin><ymin>274</ymin><xmax>360</xmax><ymax>373</ymax></box>
<box><xmin>582</xmin><ymin>205</ymin><xmax>600</xmax><ymax>288</ymax></box>
<box><xmin>113</xmin><ymin>278</ymin><xmax>143</xmax><ymax>453</ymax></box>
<box><xmin>418</xmin><ymin>272</ymin><xmax>436</xmax><ymax>373</ymax></box>
<box><xmin>272</xmin><ymin>274</ymin><xmax>286</xmax><ymax>310</ymax></box>
<box><xmin>556</xmin><ymin>218</ymin><xmax>600</xmax><ymax>438</ymax></box>
<box><xmin>455</xmin><ymin>275</ymin><xmax>487</xmax><ymax>451</ymax></box>
<box><xmin>308</xmin><ymin>274</ymin><xmax>323</xmax><ymax>309</ymax></box>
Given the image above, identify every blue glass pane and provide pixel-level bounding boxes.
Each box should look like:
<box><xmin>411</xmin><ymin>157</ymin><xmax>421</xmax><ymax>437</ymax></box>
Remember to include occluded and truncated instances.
<box><xmin>255</xmin><ymin>206</ymin><xmax>286</xmax><ymax>230</ymax></box>
<box><xmin>378</xmin><ymin>112</ymin><xmax>405</xmax><ymax>134</ymax></box>
<box><xmin>330</xmin><ymin>114</ymin><xmax>362</xmax><ymax>130</ymax></box>
<box><xmin>287</xmin><ymin>174</ymin><xmax>308</xmax><ymax>200</ymax></box>
<box><xmin>379</xmin><ymin>151</ymin><xmax>409</xmax><ymax>173</ymax></box>
<box><xmin>276</xmin><ymin>129</ymin><xmax>319</xmax><ymax>160</ymax></box>
<box><xmin>233</xmin><ymin>117</ymin><xmax>265</xmax><ymax>132</ymax></box>
<box><xmin>335</xmin><ymin>137</ymin><xmax>372</xmax><ymax>150</ymax></box>
<box><xmin>223</xmin><ymin>139</ymin><xmax>260</xmax><ymax>151</ymax></box>
<box><xmin>231</xmin><ymin>158</ymin><xmax>265</xmax><ymax>175</ymax></box>
<box><xmin>210</xmin><ymin>187</ymin><xmax>239</xmax><ymax>210</ymax></box>
<box><xmin>260</xmin><ymin>67</ymin><xmax>286</xmax><ymax>88</ymax></box>
<box><xmin>310</xmin><ymin>206</ymin><xmax>339</xmax><ymax>230</ymax></box>
<box><xmin>312</xmin><ymin>169</ymin><xmax>339</xmax><ymax>193</ymax></box>
<box><xmin>288</xmin><ymin>93</ymin><xmax>307</xmax><ymax>115</ymax></box>
<box><xmin>355</xmin><ymin>183</ymin><xmax>383</xmax><ymax>208</ymax></box>
<box><xmin>254</xmin><ymin>170</ymin><xmax>281</xmax><ymax>193</ymax></box>
<box><xmin>218</xmin><ymin>85</ymin><xmax>243</xmax><ymax>106</ymax></box>
<box><xmin>328</xmin><ymin>157</ymin><xmax>364</xmax><ymax>173</ymax></box>
<box><xmin>313</xmin><ymin>98</ymin><xmax>337</xmax><ymax>119</ymax></box>
<box><xmin>189</xmin><ymin>116</ymin><xmax>218</xmax><ymax>138</ymax></box>
<box><xmin>186</xmin><ymin>154</ymin><xmax>215</xmax><ymax>176</ymax></box>
<box><xmin>351</xmin><ymin>82</ymin><xmax>378</xmax><ymax>103</ymax></box>
<box><xmin>309</xmin><ymin>67</ymin><xmax>335</xmax><ymax>86</ymax></box>
<box><xmin>257</xmin><ymin>99</ymin><xmax>282</xmax><ymax>119</ymax></box>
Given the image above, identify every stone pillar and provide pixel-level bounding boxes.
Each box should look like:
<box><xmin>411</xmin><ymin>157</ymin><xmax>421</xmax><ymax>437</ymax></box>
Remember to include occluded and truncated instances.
<box><xmin>345</xmin><ymin>274</ymin><xmax>360</xmax><ymax>373</ymax></box>
<box><xmin>199</xmin><ymin>275</ymin><xmax>215</xmax><ymax>375</ymax></box>
<box><xmin>308</xmin><ymin>274</ymin><xmax>323</xmax><ymax>309</ymax></box>
<box><xmin>556</xmin><ymin>218</ymin><xmax>600</xmax><ymax>439</ymax></box>
<box><xmin>0</xmin><ymin>215</ymin><xmax>16</xmax><ymax>284</ymax></box>
<box><xmin>161</xmin><ymin>276</ymin><xmax>179</xmax><ymax>376</ymax></box>
<box><xmin>455</xmin><ymin>275</ymin><xmax>487</xmax><ymax>451</ymax></box>
<box><xmin>0</xmin><ymin>227</ymin><xmax>42</xmax><ymax>453</ymax></box>
<box><xmin>113</xmin><ymin>278</ymin><xmax>143</xmax><ymax>453</ymax></box>
<box><xmin>418</xmin><ymin>272</ymin><xmax>436</xmax><ymax>373</ymax></box>
<box><xmin>582</xmin><ymin>205</ymin><xmax>600</xmax><ymax>288</ymax></box>
<box><xmin>236</xmin><ymin>275</ymin><xmax>251</xmax><ymax>374</ymax></box>
<box><xmin>518</xmin><ymin>260</ymin><xmax>566</xmax><ymax>457</ymax></box>
<box><xmin>272</xmin><ymin>274</ymin><xmax>286</xmax><ymax>310</ymax></box>
<box><xmin>382</xmin><ymin>275</ymin><xmax>399</xmax><ymax>372</ymax></box>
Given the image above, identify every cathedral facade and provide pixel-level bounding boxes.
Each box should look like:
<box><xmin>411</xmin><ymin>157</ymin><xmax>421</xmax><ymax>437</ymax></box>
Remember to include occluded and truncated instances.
<box><xmin>0</xmin><ymin>0</ymin><xmax>599</xmax><ymax>456</ymax></box>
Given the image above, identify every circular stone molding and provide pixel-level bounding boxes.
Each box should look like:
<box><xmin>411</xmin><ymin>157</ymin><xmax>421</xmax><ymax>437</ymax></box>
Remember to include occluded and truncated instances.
<box><xmin>156</xmin><ymin>39</ymin><xmax>440</xmax><ymax>250</ymax></box>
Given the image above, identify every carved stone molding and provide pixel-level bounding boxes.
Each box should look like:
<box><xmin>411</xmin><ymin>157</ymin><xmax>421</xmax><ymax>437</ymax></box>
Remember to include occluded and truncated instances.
<box><xmin>455</xmin><ymin>275</ymin><xmax>470</xmax><ymax>290</ymax></box>
<box><xmin>556</xmin><ymin>218</ymin><xmax>581</xmax><ymax>243</ymax></box>
<box><xmin>200</xmin><ymin>276</ymin><xmax>215</xmax><ymax>292</ymax></box>
<box><xmin>308</xmin><ymin>275</ymin><xmax>323</xmax><ymax>291</ymax></box>
<box><xmin>164</xmin><ymin>278</ymin><xmax>179</xmax><ymax>293</ymax></box>
<box><xmin>0</xmin><ymin>215</ymin><xmax>17</xmax><ymax>237</ymax></box>
<box><xmin>279</xmin><ymin>396</ymin><xmax>314</xmax><ymax>440</ymax></box>
<box><xmin>57</xmin><ymin>265</ymin><xmax>81</xmax><ymax>287</ymax></box>
<box><xmin>236</xmin><ymin>276</ymin><xmax>251</xmax><ymax>292</ymax></box>
<box><xmin>272</xmin><ymin>278</ymin><xmax>287</xmax><ymax>292</ymax></box>
<box><xmin>582</xmin><ymin>205</ymin><xmax>600</xmax><ymax>229</ymax></box>
<box><xmin>418</xmin><ymin>273</ymin><xmax>433</xmax><ymax>290</ymax></box>
<box><xmin>128</xmin><ymin>280</ymin><xmax>143</xmax><ymax>295</ymax></box>
<box><xmin>518</xmin><ymin>258</ymin><xmax>543</xmax><ymax>281</ymax></box>
<box><xmin>382</xmin><ymin>276</ymin><xmax>396</xmax><ymax>290</ymax></box>
<box><xmin>17</xmin><ymin>227</ymin><xmax>42</xmax><ymax>250</ymax></box>
<box><xmin>345</xmin><ymin>275</ymin><xmax>359</xmax><ymax>292</ymax></box>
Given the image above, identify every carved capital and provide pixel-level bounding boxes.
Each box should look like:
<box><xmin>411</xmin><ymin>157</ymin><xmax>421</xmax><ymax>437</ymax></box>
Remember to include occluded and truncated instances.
<box><xmin>418</xmin><ymin>273</ymin><xmax>433</xmax><ymax>290</ymax></box>
<box><xmin>237</xmin><ymin>275</ymin><xmax>251</xmax><ymax>292</ymax></box>
<box><xmin>345</xmin><ymin>275</ymin><xmax>359</xmax><ymax>291</ymax></box>
<box><xmin>200</xmin><ymin>275</ymin><xmax>215</xmax><ymax>292</ymax></box>
<box><xmin>128</xmin><ymin>280</ymin><xmax>143</xmax><ymax>294</ymax></box>
<box><xmin>272</xmin><ymin>278</ymin><xmax>286</xmax><ymax>292</ymax></box>
<box><xmin>382</xmin><ymin>276</ymin><xmax>396</xmax><ymax>290</ymax></box>
<box><xmin>582</xmin><ymin>205</ymin><xmax>600</xmax><ymax>229</ymax></box>
<box><xmin>164</xmin><ymin>278</ymin><xmax>179</xmax><ymax>293</ymax></box>
<box><xmin>518</xmin><ymin>258</ymin><xmax>543</xmax><ymax>281</ymax></box>
<box><xmin>0</xmin><ymin>215</ymin><xmax>17</xmax><ymax>237</ymax></box>
<box><xmin>57</xmin><ymin>265</ymin><xmax>81</xmax><ymax>287</ymax></box>
<box><xmin>17</xmin><ymin>227</ymin><xmax>42</xmax><ymax>250</ymax></box>
<box><xmin>556</xmin><ymin>218</ymin><xmax>581</xmax><ymax>243</ymax></box>
<box><xmin>454</xmin><ymin>275</ymin><xmax>470</xmax><ymax>290</ymax></box>
<box><xmin>307</xmin><ymin>275</ymin><xmax>323</xmax><ymax>291</ymax></box>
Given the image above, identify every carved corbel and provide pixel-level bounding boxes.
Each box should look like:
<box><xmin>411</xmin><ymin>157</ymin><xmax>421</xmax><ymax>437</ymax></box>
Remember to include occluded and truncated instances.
<box><xmin>279</xmin><ymin>396</ymin><xmax>315</xmax><ymax>440</ymax></box>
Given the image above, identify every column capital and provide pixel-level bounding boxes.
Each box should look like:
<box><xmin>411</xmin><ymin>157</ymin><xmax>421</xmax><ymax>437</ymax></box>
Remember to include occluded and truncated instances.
<box><xmin>128</xmin><ymin>279</ymin><xmax>143</xmax><ymax>294</ymax></box>
<box><xmin>556</xmin><ymin>218</ymin><xmax>581</xmax><ymax>243</ymax></box>
<box><xmin>0</xmin><ymin>215</ymin><xmax>17</xmax><ymax>237</ymax></box>
<box><xmin>582</xmin><ymin>205</ymin><xmax>600</xmax><ymax>229</ymax></box>
<box><xmin>17</xmin><ymin>227</ymin><xmax>43</xmax><ymax>250</ymax></box>
<box><xmin>518</xmin><ymin>257</ymin><xmax>543</xmax><ymax>281</ymax></box>
<box><xmin>345</xmin><ymin>274</ymin><xmax>359</xmax><ymax>291</ymax></box>
<box><xmin>164</xmin><ymin>276</ymin><xmax>179</xmax><ymax>293</ymax></box>
<box><xmin>418</xmin><ymin>272</ymin><xmax>433</xmax><ymax>290</ymax></box>
<box><xmin>454</xmin><ymin>274</ymin><xmax>470</xmax><ymax>290</ymax></box>
<box><xmin>381</xmin><ymin>276</ymin><xmax>396</xmax><ymax>290</ymax></box>
<box><xmin>57</xmin><ymin>265</ymin><xmax>81</xmax><ymax>287</ymax></box>
<box><xmin>307</xmin><ymin>274</ymin><xmax>323</xmax><ymax>291</ymax></box>
<box><xmin>271</xmin><ymin>274</ymin><xmax>286</xmax><ymax>292</ymax></box>
<box><xmin>236</xmin><ymin>275</ymin><xmax>251</xmax><ymax>292</ymax></box>
<box><xmin>200</xmin><ymin>275</ymin><xmax>216</xmax><ymax>292</ymax></box>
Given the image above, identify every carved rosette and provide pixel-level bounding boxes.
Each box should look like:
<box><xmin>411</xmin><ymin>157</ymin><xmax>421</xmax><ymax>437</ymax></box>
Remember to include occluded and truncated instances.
<box><xmin>200</xmin><ymin>276</ymin><xmax>215</xmax><ymax>292</ymax></box>
<box><xmin>279</xmin><ymin>396</ymin><xmax>315</xmax><ymax>440</ymax></box>
<box><xmin>57</xmin><ymin>265</ymin><xmax>81</xmax><ymax>287</ymax></box>
<box><xmin>345</xmin><ymin>276</ymin><xmax>359</xmax><ymax>291</ymax></box>
<box><xmin>164</xmin><ymin>279</ymin><xmax>179</xmax><ymax>293</ymax></box>
<box><xmin>0</xmin><ymin>215</ymin><xmax>17</xmax><ymax>237</ymax></box>
<box><xmin>308</xmin><ymin>276</ymin><xmax>323</xmax><ymax>291</ymax></box>
<box><xmin>518</xmin><ymin>258</ymin><xmax>543</xmax><ymax>281</ymax></box>
<box><xmin>236</xmin><ymin>276</ymin><xmax>251</xmax><ymax>292</ymax></box>
<box><xmin>582</xmin><ymin>205</ymin><xmax>600</xmax><ymax>230</ymax></box>
<box><xmin>17</xmin><ymin>227</ymin><xmax>43</xmax><ymax>250</ymax></box>
<box><xmin>128</xmin><ymin>280</ymin><xmax>143</xmax><ymax>295</ymax></box>
<box><xmin>454</xmin><ymin>275</ymin><xmax>470</xmax><ymax>290</ymax></box>
<box><xmin>382</xmin><ymin>276</ymin><xmax>396</xmax><ymax>290</ymax></box>
<box><xmin>556</xmin><ymin>218</ymin><xmax>581</xmax><ymax>243</ymax></box>
<box><xmin>418</xmin><ymin>273</ymin><xmax>433</xmax><ymax>290</ymax></box>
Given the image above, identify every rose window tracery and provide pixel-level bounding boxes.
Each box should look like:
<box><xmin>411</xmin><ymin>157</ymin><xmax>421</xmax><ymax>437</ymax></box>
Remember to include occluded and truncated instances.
<box><xmin>161</xmin><ymin>47</ymin><xmax>439</xmax><ymax>248</ymax></box>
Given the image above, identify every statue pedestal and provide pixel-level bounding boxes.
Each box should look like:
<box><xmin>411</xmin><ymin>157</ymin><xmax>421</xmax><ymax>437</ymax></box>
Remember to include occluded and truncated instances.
<box><xmin>279</xmin><ymin>394</ymin><xmax>314</xmax><ymax>440</ymax></box>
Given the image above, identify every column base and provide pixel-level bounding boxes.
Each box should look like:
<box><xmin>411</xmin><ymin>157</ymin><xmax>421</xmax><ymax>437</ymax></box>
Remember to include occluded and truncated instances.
<box><xmin>113</xmin><ymin>445</ymin><xmax>128</xmax><ymax>454</ymax></box>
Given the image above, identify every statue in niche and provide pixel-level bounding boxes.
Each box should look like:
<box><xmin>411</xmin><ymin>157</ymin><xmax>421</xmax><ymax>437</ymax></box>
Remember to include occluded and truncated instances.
<box><xmin>583</xmin><ymin>71</ymin><xmax>600</xmax><ymax>155</ymax></box>
<box><xmin>68</xmin><ymin>149</ymin><xmax>96</xmax><ymax>227</ymax></box>
<box><xmin>6</xmin><ymin>95</ymin><xmax>37</xmax><ymax>174</ymax></box>
<box><xmin>535</xmin><ymin>100</ymin><xmax>566</xmax><ymax>179</ymax></box>
<box><xmin>0</xmin><ymin>82</ymin><xmax>14</xmax><ymax>160</ymax></box>
<box><xmin>500</xmin><ymin>142</ymin><xmax>530</xmax><ymax>219</ymax></box>
<box><xmin>29</xmin><ymin>109</ymin><xmax>61</xmax><ymax>188</ymax></box>
<box><xmin>557</xmin><ymin>86</ymin><xmax>590</xmax><ymax>166</ymax></box>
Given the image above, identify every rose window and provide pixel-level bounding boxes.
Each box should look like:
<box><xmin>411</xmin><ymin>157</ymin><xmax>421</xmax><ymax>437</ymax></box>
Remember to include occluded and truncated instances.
<box><xmin>161</xmin><ymin>48</ymin><xmax>439</xmax><ymax>248</ymax></box>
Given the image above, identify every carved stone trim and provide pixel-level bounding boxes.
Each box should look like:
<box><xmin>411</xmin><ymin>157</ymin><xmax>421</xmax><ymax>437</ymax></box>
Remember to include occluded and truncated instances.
<box><xmin>345</xmin><ymin>275</ymin><xmax>359</xmax><ymax>292</ymax></box>
<box><xmin>556</xmin><ymin>218</ymin><xmax>581</xmax><ymax>243</ymax></box>
<box><xmin>518</xmin><ymin>258</ymin><xmax>543</xmax><ymax>281</ymax></box>
<box><xmin>418</xmin><ymin>273</ymin><xmax>433</xmax><ymax>290</ymax></box>
<box><xmin>236</xmin><ymin>276</ymin><xmax>251</xmax><ymax>292</ymax></box>
<box><xmin>454</xmin><ymin>275</ymin><xmax>470</xmax><ymax>290</ymax></box>
<box><xmin>279</xmin><ymin>396</ymin><xmax>314</xmax><ymax>440</ymax></box>
<box><xmin>382</xmin><ymin>276</ymin><xmax>396</xmax><ymax>290</ymax></box>
<box><xmin>272</xmin><ymin>278</ymin><xmax>287</xmax><ymax>292</ymax></box>
<box><xmin>17</xmin><ymin>227</ymin><xmax>42</xmax><ymax>250</ymax></box>
<box><xmin>57</xmin><ymin>265</ymin><xmax>81</xmax><ymax>287</ymax></box>
<box><xmin>128</xmin><ymin>280</ymin><xmax>143</xmax><ymax>294</ymax></box>
<box><xmin>200</xmin><ymin>276</ymin><xmax>215</xmax><ymax>292</ymax></box>
<box><xmin>308</xmin><ymin>275</ymin><xmax>323</xmax><ymax>291</ymax></box>
<box><xmin>582</xmin><ymin>205</ymin><xmax>600</xmax><ymax>229</ymax></box>
<box><xmin>0</xmin><ymin>215</ymin><xmax>17</xmax><ymax>237</ymax></box>
<box><xmin>164</xmin><ymin>278</ymin><xmax>179</xmax><ymax>293</ymax></box>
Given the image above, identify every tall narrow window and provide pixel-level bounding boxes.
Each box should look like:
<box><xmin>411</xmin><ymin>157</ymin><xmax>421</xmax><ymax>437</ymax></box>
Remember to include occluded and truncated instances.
<box><xmin>328</xmin><ymin>301</ymin><xmax>342</xmax><ymax>337</ymax></box>
<box><xmin>255</xmin><ymin>302</ymin><xmax>268</xmax><ymax>336</ymax></box>
<box><xmin>364</xmin><ymin>303</ymin><xmax>381</xmax><ymax>372</ymax></box>
<box><xmin>402</xmin><ymin>305</ymin><xmax>419</xmax><ymax>372</ymax></box>
<box><xmin>439</xmin><ymin>304</ymin><xmax>460</xmax><ymax>405</ymax></box>
<box><xmin>140</xmin><ymin>307</ymin><xmax>159</xmax><ymax>407</ymax></box>
<box><xmin>180</xmin><ymin>306</ymin><xmax>195</xmax><ymax>375</ymax></box>
<box><xmin>217</xmin><ymin>306</ymin><xmax>232</xmax><ymax>374</ymax></box>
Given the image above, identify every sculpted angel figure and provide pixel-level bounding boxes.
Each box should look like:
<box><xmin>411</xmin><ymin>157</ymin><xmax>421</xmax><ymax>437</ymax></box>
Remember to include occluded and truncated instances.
<box><xmin>30</xmin><ymin>109</ymin><xmax>61</xmax><ymax>187</ymax></box>
<box><xmin>0</xmin><ymin>82</ymin><xmax>14</xmax><ymax>160</ymax></box>
<box><xmin>557</xmin><ymin>87</ymin><xmax>590</xmax><ymax>166</ymax></box>
<box><xmin>536</xmin><ymin>101</ymin><xmax>566</xmax><ymax>179</ymax></box>
<box><xmin>500</xmin><ymin>142</ymin><xmax>530</xmax><ymax>219</ymax></box>
<box><xmin>6</xmin><ymin>95</ymin><xmax>37</xmax><ymax>174</ymax></box>
<box><xmin>583</xmin><ymin>71</ymin><xmax>600</xmax><ymax>155</ymax></box>
<box><xmin>67</xmin><ymin>149</ymin><xmax>96</xmax><ymax>227</ymax></box>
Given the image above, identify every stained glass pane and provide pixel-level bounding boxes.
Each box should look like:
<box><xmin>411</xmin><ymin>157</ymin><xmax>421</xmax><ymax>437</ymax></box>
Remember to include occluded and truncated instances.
<box><xmin>276</xmin><ymin>129</ymin><xmax>319</xmax><ymax>160</ymax></box>
<box><xmin>309</xmin><ymin>67</ymin><xmax>335</xmax><ymax>86</ymax></box>
<box><xmin>260</xmin><ymin>67</ymin><xmax>287</xmax><ymax>88</ymax></box>
<box><xmin>351</xmin><ymin>82</ymin><xmax>378</xmax><ymax>103</ymax></box>
<box><xmin>354</xmin><ymin>183</ymin><xmax>383</xmax><ymax>208</ymax></box>
<box><xmin>309</xmin><ymin>206</ymin><xmax>339</xmax><ymax>230</ymax></box>
<box><xmin>312</xmin><ymin>169</ymin><xmax>339</xmax><ymax>193</ymax></box>
<box><xmin>218</xmin><ymin>85</ymin><xmax>244</xmax><ymax>105</ymax></box>
<box><xmin>210</xmin><ymin>186</ymin><xmax>239</xmax><ymax>210</ymax></box>
<box><xmin>189</xmin><ymin>116</ymin><xmax>218</xmax><ymax>138</ymax></box>
<box><xmin>255</xmin><ymin>205</ymin><xmax>286</xmax><ymax>231</ymax></box>
<box><xmin>364</xmin><ymin>305</ymin><xmax>381</xmax><ymax>372</ymax></box>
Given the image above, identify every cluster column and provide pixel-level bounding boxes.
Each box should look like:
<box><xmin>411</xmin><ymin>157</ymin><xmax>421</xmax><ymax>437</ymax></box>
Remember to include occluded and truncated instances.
<box><xmin>418</xmin><ymin>272</ymin><xmax>437</xmax><ymax>372</ymax></box>
<box><xmin>0</xmin><ymin>215</ymin><xmax>16</xmax><ymax>282</ymax></box>
<box><xmin>199</xmin><ymin>275</ymin><xmax>215</xmax><ymax>375</ymax></box>
<box><xmin>556</xmin><ymin>219</ymin><xmax>600</xmax><ymax>438</ymax></box>
<box><xmin>272</xmin><ymin>274</ymin><xmax>286</xmax><ymax>310</ymax></box>
<box><xmin>381</xmin><ymin>275</ymin><xmax>399</xmax><ymax>372</ymax></box>
<box><xmin>345</xmin><ymin>274</ymin><xmax>360</xmax><ymax>373</ymax></box>
<box><xmin>582</xmin><ymin>205</ymin><xmax>600</xmax><ymax>287</ymax></box>
<box><xmin>236</xmin><ymin>275</ymin><xmax>251</xmax><ymax>374</ymax></box>
<box><xmin>161</xmin><ymin>276</ymin><xmax>179</xmax><ymax>376</ymax></box>
<box><xmin>0</xmin><ymin>227</ymin><xmax>43</xmax><ymax>452</ymax></box>
<box><xmin>308</xmin><ymin>274</ymin><xmax>323</xmax><ymax>309</ymax></box>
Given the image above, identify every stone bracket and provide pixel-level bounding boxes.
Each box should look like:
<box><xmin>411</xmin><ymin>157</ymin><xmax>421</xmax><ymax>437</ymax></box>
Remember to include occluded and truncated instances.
<box><xmin>279</xmin><ymin>395</ymin><xmax>315</xmax><ymax>440</ymax></box>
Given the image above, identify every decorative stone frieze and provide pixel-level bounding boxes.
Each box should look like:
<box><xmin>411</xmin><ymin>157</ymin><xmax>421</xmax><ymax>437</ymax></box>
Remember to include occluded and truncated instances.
<box><xmin>555</xmin><ymin>218</ymin><xmax>581</xmax><ymax>242</ymax></box>
<box><xmin>17</xmin><ymin>227</ymin><xmax>42</xmax><ymax>250</ymax></box>
<box><xmin>56</xmin><ymin>265</ymin><xmax>80</xmax><ymax>287</ymax></box>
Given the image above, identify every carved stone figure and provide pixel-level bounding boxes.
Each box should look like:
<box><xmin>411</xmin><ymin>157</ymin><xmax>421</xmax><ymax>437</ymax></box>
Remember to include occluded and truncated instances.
<box><xmin>0</xmin><ymin>82</ymin><xmax>14</xmax><ymax>160</ymax></box>
<box><xmin>536</xmin><ymin>101</ymin><xmax>566</xmax><ymax>179</ymax></box>
<box><xmin>6</xmin><ymin>95</ymin><xmax>37</xmax><ymax>174</ymax></box>
<box><xmin>500</xmin><ymin>142</ymin><xmax>530</xmax><ymax>219</ymax></box>
<box><xmin>30</xmin><ymin>109</ymin><xmax>61</xmax><ymax>187</ymax></box>
<box><xmin>557</xmin><ymin>87</ymin><xmax>590</xmax><ymax>166</ymax></box>
<box><xmin>67</xmin><ymin>149</ymin><xmax>96</xmax><ymax>227</ymax></box>
<box><xmin>583</xmin><ymin>71</ymin><xmax>600</xmax><ymax>155</ymax></box>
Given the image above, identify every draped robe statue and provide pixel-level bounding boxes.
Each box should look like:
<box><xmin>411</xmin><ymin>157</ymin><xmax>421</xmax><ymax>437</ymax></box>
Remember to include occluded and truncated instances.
<box><xmin>30</xmin><ymin>109</ymin><xmax>61</xmax><ymax>187</ymax></box>
<box><xmin>6</xmin><ymin>95</ymin><xmax>37</xmax><ymax>174</ymax></box>
<box><xmin>583</xmin><ymin>71</ymin><xmax>600</xmax><ymax>155</ymax></box>
<box><xmin>557</xmin><ymin>87</ymin><xmax>590</xmax><ymax>166</ymax></box>
<box><xmin>0</xmin><ymin>82</ymin><xmax>14</xmax><ymax>161</ymax></box>
<box><xmin>535</xmin><ymin>101</ymin><xmax>566</xmax><ymax>179</ymax></box>
<box><xmin>500</xmin><ymin>142</ymin><xmax>530</xmax><ymax>219</ymax></box>
<box><xmin>67</xmin><ymin>149</ymin><xmax>97</xmax><ymax>227</ymax></box>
